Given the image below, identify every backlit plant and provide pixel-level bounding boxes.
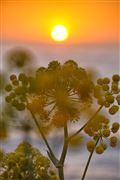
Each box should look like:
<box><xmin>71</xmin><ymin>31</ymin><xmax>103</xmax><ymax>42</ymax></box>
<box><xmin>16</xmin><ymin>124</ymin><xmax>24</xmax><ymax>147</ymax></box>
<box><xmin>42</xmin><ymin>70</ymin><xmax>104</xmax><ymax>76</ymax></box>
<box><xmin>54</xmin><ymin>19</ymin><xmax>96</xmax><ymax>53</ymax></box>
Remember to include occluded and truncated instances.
<box><xmin>4</xmin><ymin>60</ymin><xmax>120</xmax><ymax>180</ymax></box>
<box><xmin>0</xmin><ymin>142</ymin><xmax>59</xmax><ymax>180</ymax></box>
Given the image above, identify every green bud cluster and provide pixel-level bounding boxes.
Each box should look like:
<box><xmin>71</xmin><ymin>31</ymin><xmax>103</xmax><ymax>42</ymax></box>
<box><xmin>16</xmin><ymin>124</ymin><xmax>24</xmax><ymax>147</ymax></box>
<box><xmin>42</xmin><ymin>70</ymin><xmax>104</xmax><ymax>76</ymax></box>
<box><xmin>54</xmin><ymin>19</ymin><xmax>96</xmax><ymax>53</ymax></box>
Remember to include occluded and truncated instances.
<box><xmin>84</xmin><ymin>115</ymin><xmax>109</xmax><ymax>137</ymax></box>
<box><xmin>85</xmin><ymin>114</ymin><xmax>119</xmax><ymax>154</ymax></box>
<box><xmin>86</xmin><ymin>140</ymin><xmax>107</xmax><ymax>154</ymax></box>
<box><xmin>0</xmin><ymin>142</ymin><xmax>59</xmax><ymax>180</ymax></box>
<box><xmin>5</xmin><ymin>73</ymin><xmax>28</xmax><ymax>111</ymax></box>
<box><xmin>94</xmin><ymin>74</ymin><xmax>120</xmax><ymax>115</ymax></box>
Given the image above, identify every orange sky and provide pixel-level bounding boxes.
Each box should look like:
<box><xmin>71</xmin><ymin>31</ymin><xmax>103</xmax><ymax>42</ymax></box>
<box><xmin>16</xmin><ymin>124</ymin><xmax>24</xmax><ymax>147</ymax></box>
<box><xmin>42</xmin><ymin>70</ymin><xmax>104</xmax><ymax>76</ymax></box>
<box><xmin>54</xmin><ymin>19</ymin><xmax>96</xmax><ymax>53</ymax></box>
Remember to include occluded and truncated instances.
<box><xmin>1</xmin><ymin>0</ymin><xmax>119</xmax><ymax>44</ymax></box>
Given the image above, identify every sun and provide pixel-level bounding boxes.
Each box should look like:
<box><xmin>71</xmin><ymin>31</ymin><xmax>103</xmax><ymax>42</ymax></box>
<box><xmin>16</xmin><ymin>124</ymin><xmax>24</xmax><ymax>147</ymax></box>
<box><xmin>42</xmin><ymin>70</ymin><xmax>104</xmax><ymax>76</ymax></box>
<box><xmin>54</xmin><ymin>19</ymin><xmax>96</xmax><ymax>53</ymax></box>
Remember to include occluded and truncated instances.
<box><xmin>51</xmin><ymin>25</ymin><xmax>68</xmax><ymax>42</ymax></box>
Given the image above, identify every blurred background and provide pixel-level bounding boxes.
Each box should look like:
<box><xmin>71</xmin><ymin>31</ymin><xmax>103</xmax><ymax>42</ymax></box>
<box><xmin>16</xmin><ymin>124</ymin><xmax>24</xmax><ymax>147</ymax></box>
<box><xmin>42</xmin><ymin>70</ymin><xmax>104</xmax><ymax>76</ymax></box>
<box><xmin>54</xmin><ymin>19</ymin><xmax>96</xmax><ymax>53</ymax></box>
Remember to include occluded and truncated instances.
<box><xmin>0</xmin><ymin>1</ymin><xmax>120</xmax><ymax>180</ymax></box>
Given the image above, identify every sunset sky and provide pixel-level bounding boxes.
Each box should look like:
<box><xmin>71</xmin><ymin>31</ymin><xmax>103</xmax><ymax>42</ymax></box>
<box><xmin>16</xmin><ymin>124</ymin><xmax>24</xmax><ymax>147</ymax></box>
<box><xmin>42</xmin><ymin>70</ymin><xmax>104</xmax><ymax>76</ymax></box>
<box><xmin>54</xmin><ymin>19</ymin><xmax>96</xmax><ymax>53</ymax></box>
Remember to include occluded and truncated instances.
<box><xmin>1</xmin><ymin>2</ymin><xmax>119</xmax><ymax>180</ymax></box>
<box><xmin>1</xmin><ymin>0</ymin><xmax>119</xmax><ymax>44</ymax></box>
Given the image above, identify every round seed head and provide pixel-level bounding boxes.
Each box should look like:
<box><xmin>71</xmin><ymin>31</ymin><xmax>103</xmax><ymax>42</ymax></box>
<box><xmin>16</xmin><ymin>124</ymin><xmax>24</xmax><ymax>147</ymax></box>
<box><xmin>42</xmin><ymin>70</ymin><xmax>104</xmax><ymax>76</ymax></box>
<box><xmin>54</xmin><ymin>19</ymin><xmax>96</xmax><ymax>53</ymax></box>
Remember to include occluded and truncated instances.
<box><xmin>10</xmin><ymin>74</ymin><xmax>17</xmax><ymax>81</ymax></box>
<box><xmin>109</xmin><ymin>105</ymin><xmax>119</xmax><ymax>115</ymax></box>
<box><xmin>96</xmin><ymin>145</ymin><xmax>104</xmax><ymax>154</ymax></box>
<box><xmin>116</xmin><ymin>95</ymin><xmax>120</xmax><ymax>105</ymax></box>
<box><xmin>87</xmin><ymin>140</ymin><xmax>95</xmax><ymax>152</ymax></box>
<box><xmin>102</xmin><ymin>128</ymin><xmax>110</xmax><ymax>137</ymax></box>
<box><xmin>112</xmin><ymin>74</ymin><xmax>119</xmax><ymax>82</ymax></box>
<box><xmin>105</xmin><ymin>95</ymin><xmax>114</xmax><ymax>104</ymax></box>
<box><xmin>5</xmin><ymin>96</ymin><xmax>12</xmax><ymax>103</ymax></box>
<box><xmin>110</xmin><ymin>136</ymin><xmax>118</xmax><ymax>147</ymax></box>
<box><xmin>112</xmin><ymin>83</ymin><xmax>118</xmax><ymax>91</ymax></box>
<box><xmin>5</xmin><ymin>84</ymin><xmax>12</xmax><ymax>92</ymax></box>
<box><xmin>11</xmin><ymin>99</ymin><xmax>19</xmax><ymax>107</ymax></box>
<box><xmin>97</xmin><ymin>78</ymin><xmax>103</xmax><ymax>85</ymax></box>
<box><xmin>102</xmin><ymin>84</ymin><xmax>109</xmax><ymax>91</ymax></box>
<box><xmin>102</xmin><ymin>77</ymin><xmax>110</xmax><ymax>84</ymax></box>
<box><xmin>12</xmin><ymin>80</ymin><xmax>19</xmax><ymax>86</ymax></box>
<box><xmin>111</xmin><ymin>122</ymin><xmax>119</xmax><ymax>133</ymax></box>
<box><xmin>101</xmin><ymin>143</ymin><xmax>107</xmax><ymax>150</ymax></box>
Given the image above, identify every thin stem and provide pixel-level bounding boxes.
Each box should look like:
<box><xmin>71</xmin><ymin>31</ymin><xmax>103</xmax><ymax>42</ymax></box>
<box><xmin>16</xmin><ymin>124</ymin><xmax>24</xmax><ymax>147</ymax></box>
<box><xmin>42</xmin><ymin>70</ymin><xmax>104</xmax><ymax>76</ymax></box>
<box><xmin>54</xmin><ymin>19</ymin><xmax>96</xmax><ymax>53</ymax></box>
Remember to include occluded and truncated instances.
<box><xmin>69</xmin><ymin>105</ymin><xmax>103</xmax><ymax>141</ymax></box>
<box><xmin>59</xmin><ymin>123</ymin><xmax>69</xmax><ymax>164</ymax></box>
<box><xmin>29</xmin><ymin>109</ymin><xmax>58</xmax><ymax>165</ymax></box>
<box><xmin>58</xmin><ymin>167</ymin><xmax>64</xmax><ymax>180</ymax></box>
<box><xmin>45</xmin><ymin>100</ymin><xmax>55</xmax><ymax>106</ymax></box>
<box><xmin>44</xmin><ymin>93</ymin><xmax>54</xmax><ymax>98</ymax></box>
<box><xmin>69</xmin><ymin>92</ymin><xmax>78</xmax><ymax>96</ymax></box>
<box><xmin>48</xmin><ymin>104</ymin><xmax>56</xmax><ymax>115</ymax></box>
<box><xmin>57</xmin><ymin>123</ymin><xmax>69</xmax><ymax>180</ymax></box>
<box><xmin>81</xmin><ymin>138</ymin><xmax>100</xmax><ymax>180</ymax></box>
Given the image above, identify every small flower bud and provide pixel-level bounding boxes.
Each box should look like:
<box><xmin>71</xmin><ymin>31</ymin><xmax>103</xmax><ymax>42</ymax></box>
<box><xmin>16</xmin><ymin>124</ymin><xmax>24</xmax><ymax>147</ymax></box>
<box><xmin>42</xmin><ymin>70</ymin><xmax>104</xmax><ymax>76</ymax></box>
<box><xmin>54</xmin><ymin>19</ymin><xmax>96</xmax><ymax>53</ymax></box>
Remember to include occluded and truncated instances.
<box><xmin>97</xmin><ymin>78</ymin><xmax>103</xmax><ymax>85</ymax></box>
<box><xmin>110</xmin><ymin>136</ymin><xmax>118</xmax><ymax>147</ymax></box>
<box><xmin>5</xmin><ymin>84</ymin><xmax>12</xmax><ymax>92</ymax></box>
<box><xmin>111</xmin><ymin>122</ymin><xmax>120</xmax><ymax>133</ymax></box>
<box><xmin>12</xmin><ymin>80</ymin><xmax>19</xmax><ymax>86</ymax></box>
<box><xmin>101</xmin><ymin>143</ymin><xmax>107</xmax><ymax>150</ymax></box>
<box><xmin>96</xmin><ymin>145</ymin><xmax>104</xmax><ymax>154</ymax></box>
<box><xmin>102</xmin><ymin>77</ymin><xmax>110</xmax><ymax>84</ymax></box>
<box><xmin>18</xmin><ymin>73</ymin><xmax>26</xmax><ymax>81</ymax></box>
<box><xmin>104</xmin><ymin>101</ymin><xmax>110</xmax><ymax>108</ymax></box>
<box><xmin>112</xmin><ymin>74</ymin><xmax>119</xmax><ymax>82</ymax></box>
<box><xmin>105</xmin><ymin>95</ymin><xmax>114</xmax><ymax>104</ymax></box>
<box><xmin>5</xmin><ymin>96</ymin><xmax>12</xmax><ymax>103</ymax></box>
<box><xmin>109</xmin><ymin>105</ymin><xmax>119</xmax><ymax>115</ymax></box>
<box><xmin>102</xmin><ymin>128</ymin><xmax>110</xmax><ymax>137</ymax></box>
<box><xmin>86</xmin><ymin>140</ymin><xmax>95</xmax><ymax>152</ymax></box>
<box><xmin>102</xmin><ymin>84</ymin><xmax>109</xmax><ymax>91</ymax></box>
<box><xmin>116</xmin><ymin>95</ymin><xmax>120</xmax><ymax>105</ymax></box>
<box><xmin>10</xmin><ymin>74</ymin><xmax>17</xmax><ymax>81</ymax></box>
<box><xmin>112</xmin><ymin>83</ymin><xmax>118</xmax><ymax>91</ymax></box>
<box><xmin>11</xmin><ymin>99</ymin><xmax>19</xmax><ymax>107</ymax></box>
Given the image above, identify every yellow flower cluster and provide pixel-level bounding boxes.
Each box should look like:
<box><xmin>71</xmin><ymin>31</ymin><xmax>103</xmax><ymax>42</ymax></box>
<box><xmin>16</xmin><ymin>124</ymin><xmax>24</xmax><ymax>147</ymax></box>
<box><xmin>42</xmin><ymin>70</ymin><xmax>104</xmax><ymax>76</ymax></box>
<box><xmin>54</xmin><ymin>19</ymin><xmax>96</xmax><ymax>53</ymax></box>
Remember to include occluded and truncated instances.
<box><xmin>5</xmin><ymin>60</ymin><xmax>93</xmax><ymax>127</ymax></box>
<box><xmin>85</xmin><ymin>115</ymin><xmax>119</xmax><ymax>154</ymax></box>
<box><xmin>94</xmin><ymin>74</ymin><xmax>120</xmax><ymax>115</ymax></box>
<box><xmin>0</xmin><ymin>142</ymin><xmax>59</xmax><ymax>180</ymax></box>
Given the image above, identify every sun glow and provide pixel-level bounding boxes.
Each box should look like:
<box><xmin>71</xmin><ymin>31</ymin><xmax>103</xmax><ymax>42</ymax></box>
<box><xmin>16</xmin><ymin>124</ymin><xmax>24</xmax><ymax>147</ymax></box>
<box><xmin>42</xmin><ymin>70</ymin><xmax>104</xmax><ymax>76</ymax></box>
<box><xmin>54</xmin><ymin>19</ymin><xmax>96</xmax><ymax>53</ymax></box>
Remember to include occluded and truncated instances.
<box><xmin>51</xmin><ymin>25</ymin><xmax>68</xmax><ymax>42</ymax></box>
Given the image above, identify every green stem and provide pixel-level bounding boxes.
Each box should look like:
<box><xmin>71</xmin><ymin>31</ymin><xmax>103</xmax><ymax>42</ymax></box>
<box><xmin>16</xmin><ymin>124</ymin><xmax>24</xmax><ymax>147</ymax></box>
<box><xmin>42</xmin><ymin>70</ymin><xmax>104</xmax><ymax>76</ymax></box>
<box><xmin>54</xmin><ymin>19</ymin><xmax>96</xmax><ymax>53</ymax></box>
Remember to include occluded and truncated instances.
<box><xmin>58</xmin><ymin>167</ymin><xmax>64</xmax><ymax>180</ymax></box>
<box><xmin>69</xmin><ymin>105</ymin><xmax>103</xmax><ymax>141</ymax></box>
<box><xmin>57</xmin><ymin>123</ymin><xmax>68</xmax><ymax>180</ymax></box>
<box><xmin>81</xmin><ymin>138</ymin><xmax>100</xmax><ymax>180</ymax></box>
<box><xmin>29</xmin><ymin>110</ymin><xmax>58</xmax><ymax>165</ymax></box>
<box><xmin>60</xmin><ymin>123</ymin><xmax>69</xmax><ymax>164</ymax></box>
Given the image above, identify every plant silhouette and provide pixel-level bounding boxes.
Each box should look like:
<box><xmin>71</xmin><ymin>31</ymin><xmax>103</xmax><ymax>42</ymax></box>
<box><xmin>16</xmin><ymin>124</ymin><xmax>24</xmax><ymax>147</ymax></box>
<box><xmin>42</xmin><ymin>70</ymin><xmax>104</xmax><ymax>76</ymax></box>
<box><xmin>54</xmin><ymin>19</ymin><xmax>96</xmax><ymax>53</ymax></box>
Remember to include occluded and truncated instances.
<box><xmin>4</xmin><ymin>60</ymin><xmax>120</xmax><ymax>180</ymax></box>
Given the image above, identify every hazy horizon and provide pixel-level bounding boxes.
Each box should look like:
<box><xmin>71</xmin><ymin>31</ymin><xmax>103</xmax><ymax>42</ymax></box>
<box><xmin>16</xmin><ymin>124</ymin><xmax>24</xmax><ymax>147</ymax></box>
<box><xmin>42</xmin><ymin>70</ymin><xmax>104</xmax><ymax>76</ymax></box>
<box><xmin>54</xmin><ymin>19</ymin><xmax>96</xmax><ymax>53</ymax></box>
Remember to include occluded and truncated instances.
<box><xmin>1</xmin><ymin>42</ymin><xmax>119</xmax><ymax>77</ymax></box>
<box><xmin>1</xmin><ymin>1</ymin><xmax>119</xmax><ymax>180</ymax></box>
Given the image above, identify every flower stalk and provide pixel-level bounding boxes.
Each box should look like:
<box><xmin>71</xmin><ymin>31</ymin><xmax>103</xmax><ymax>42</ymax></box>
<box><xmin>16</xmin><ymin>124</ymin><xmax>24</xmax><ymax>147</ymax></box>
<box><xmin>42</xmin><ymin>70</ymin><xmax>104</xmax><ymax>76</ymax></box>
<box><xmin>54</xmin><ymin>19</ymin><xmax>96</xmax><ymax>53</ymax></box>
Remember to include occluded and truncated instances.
<box><xmin>69</xmin><ymin>105</ymin><xmax>103</xmax><ymax>141</ymax></box>
<box><xmin>57</xmin><ymin>123</ymin><xmax>69</xmax><ymax>180</ymax></box>
<box><xmin>81</xmin><ymin>138</ymin><xmax>100</xmax><ymax>180</ymax></box>
<box><xmin>29</xmin><ymin>109</ymin><xmax>59</xmax><ymax>166</ymax></box>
